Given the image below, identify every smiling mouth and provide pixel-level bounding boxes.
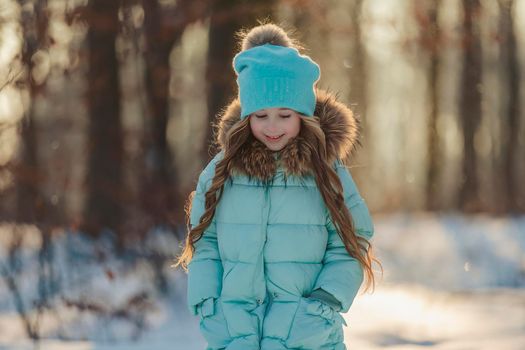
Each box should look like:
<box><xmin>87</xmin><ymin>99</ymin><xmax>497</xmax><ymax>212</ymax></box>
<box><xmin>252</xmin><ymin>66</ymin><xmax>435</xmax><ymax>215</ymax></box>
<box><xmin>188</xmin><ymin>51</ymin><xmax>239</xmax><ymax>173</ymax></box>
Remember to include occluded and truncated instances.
<box><xmin>265</xmin><ymin>134</ymin><xmax>284</xmax><ymax>141</ymax></box>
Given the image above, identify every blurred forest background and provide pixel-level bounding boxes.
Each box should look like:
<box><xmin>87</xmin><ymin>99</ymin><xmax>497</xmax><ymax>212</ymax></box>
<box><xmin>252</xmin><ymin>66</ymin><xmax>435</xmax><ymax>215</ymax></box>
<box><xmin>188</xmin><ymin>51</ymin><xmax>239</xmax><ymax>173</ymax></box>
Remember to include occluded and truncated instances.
<box><xmin>0</xmin><ymin>0</ymin><xmax>524</xmax><ymax>348</ymax></box>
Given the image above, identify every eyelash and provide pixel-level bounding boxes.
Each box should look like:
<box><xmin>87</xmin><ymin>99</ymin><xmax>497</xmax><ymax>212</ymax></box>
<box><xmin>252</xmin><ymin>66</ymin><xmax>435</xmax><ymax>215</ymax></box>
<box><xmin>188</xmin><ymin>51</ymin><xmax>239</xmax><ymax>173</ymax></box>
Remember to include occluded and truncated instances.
<box><xmin>254</xmin><ymin>114</ymin><xmax>291</xmax><ymax>118</ymax></box>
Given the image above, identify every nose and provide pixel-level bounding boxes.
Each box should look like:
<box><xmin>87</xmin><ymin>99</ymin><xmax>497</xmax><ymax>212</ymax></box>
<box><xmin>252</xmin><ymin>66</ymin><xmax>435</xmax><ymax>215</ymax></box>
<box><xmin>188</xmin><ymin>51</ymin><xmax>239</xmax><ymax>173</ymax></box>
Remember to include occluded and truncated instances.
<box><xmin>266</xmin><ymin>118</ymin><xmax>279</xmax><ymax>132</ymax></box>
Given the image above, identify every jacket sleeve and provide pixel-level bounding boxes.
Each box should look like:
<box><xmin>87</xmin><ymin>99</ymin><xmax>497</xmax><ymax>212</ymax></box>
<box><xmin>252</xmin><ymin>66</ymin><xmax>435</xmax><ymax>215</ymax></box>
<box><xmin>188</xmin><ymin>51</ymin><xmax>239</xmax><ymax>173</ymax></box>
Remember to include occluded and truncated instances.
<box><xmin>308</xmin><ymin>287</ymin><xmax>342</xmax><ymax>311</ymax></box>
<box><xmin>186</xmin><ymin>153</ymin><xmax>224</xmax><ymax>316</ymax></box>
<box><xmin>312</xmin><ymin>160</ymin><xmax>374</xmax><ymax>313</ymax></box>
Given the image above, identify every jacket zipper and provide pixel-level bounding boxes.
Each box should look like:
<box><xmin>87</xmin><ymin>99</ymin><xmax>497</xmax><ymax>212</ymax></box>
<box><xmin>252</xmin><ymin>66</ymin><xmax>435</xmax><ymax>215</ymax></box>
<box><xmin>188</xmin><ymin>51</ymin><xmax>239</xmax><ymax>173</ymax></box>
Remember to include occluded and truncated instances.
<box><xmin>256</xmin><ymin>185</ymin><xmax>271</xmax><ymax>306</ymax></box>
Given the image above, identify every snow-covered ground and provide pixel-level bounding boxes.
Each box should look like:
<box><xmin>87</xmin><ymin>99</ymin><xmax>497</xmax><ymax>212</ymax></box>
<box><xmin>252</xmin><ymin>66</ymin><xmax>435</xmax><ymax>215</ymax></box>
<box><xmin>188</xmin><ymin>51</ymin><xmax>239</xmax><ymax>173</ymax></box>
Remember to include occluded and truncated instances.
<box><xmin>0</xmin><ymin>213</ymin><xmax>524</xmax><ymax>349</ymax></box>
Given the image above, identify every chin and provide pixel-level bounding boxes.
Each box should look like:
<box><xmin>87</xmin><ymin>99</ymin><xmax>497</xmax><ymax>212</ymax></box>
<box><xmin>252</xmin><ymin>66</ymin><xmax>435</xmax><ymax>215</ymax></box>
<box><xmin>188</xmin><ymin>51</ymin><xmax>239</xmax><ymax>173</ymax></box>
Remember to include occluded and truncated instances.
<box><xmin>265</xmin><ymin>143</ymin><xmax>284</xmax><ymax>151</ymax></box>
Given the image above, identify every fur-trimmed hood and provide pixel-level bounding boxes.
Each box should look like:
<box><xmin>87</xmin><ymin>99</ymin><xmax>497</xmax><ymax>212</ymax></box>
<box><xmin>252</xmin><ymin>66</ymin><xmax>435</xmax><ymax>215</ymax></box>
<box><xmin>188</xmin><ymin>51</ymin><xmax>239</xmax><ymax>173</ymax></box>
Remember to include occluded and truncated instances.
<box><xmin>215</xmin><ymin>89</ymin><xmax>361</xmax><ymax>183</ymax></box>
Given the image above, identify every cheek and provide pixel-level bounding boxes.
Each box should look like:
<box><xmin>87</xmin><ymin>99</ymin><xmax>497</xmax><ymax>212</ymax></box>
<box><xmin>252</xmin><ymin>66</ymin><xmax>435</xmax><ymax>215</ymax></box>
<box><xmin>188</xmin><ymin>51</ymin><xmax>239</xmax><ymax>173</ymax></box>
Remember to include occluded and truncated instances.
<box><xmin>287</xmin><ymin>118</ymin><xmax>301</xmax><ymax>136</ymax></box>
<box><xmin>249</xmin><ymin>120</ymin><xmax>261</xmax><ymax>135</ymax></box>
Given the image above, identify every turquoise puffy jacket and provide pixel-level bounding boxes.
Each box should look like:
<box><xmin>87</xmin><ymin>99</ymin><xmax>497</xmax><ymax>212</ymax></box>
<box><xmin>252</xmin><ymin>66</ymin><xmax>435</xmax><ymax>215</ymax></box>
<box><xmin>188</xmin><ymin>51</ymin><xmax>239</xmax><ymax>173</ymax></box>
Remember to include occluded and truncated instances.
<box><xmin>186</xmin><ymin>90</ymin><xmax>374</xmax><ymax>350</ymax></box>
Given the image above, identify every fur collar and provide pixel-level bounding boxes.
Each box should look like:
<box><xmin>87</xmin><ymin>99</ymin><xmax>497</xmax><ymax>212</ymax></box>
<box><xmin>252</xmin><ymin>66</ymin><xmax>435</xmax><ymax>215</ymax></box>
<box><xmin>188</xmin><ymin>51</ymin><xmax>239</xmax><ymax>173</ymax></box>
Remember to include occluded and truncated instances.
<box><xmin>215</xmin><ymin>89</ymin><xmax>361</xmax><ymax>183</ymax></box>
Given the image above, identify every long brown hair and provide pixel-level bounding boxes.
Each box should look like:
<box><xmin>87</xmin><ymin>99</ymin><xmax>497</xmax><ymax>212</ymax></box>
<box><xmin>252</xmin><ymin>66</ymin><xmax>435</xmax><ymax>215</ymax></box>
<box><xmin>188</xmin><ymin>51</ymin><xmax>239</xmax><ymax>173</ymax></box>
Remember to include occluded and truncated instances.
<box><xmin>173</xmin><ymin>114</ymin><xmax>383</xmax><ymax>293</ymax></box>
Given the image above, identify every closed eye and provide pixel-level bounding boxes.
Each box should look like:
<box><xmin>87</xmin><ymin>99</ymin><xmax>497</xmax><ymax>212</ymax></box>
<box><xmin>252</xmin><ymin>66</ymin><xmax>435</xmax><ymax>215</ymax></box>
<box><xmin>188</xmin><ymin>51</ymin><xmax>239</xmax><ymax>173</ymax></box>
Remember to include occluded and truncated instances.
<box><xmin>280</xmin><ymin>114</ymin><xmax>291</xmax><ymax>118</ymax></box>
<box><xmin>254</xmin><ymin>114</ymin><xmax>267</xmax><ymax>118</ymax></box>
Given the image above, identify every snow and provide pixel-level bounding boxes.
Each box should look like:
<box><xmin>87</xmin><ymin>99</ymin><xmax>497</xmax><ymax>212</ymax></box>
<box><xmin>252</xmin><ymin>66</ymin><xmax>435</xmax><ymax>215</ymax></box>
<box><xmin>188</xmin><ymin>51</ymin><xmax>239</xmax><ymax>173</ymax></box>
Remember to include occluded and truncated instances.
<box><xmin>0</xmin><ymin>213</ymin><xmax>524</xmax><ymax>349</ymax></box>
<box><xmin>346</xmin><ymin>284</ymin><xmax>525</xmax><ymax>349</ymax></box>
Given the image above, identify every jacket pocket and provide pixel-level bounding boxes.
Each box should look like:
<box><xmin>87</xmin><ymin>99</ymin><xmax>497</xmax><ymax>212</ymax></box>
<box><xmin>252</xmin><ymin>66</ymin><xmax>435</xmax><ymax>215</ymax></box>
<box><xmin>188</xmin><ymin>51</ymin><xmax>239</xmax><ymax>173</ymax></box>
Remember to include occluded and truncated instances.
<box><xmin>328</xmin><ymin>310</ymin><xmax>347</xmax><ymax>345</ymax></box>
<box><xmin>198</xmin><ymin>297</ymin><xmax>232</xmax><ymax>349</ymax></box>
<box><xmin>285</xmin><ymin>296</ymin><xmax>339</xmax><ymax>349</ymax></box>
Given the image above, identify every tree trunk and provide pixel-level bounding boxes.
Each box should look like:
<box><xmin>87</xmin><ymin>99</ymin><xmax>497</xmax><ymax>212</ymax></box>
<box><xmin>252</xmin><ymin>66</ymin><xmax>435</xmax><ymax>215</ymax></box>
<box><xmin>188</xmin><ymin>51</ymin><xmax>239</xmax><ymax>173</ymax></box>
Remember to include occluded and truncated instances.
<box><xmin>83</xmin><ymin>0</ymin><xmax>124</xmax><ymax>240</ymax></box>
<box><xmin>348</xmin><ymin>0</ymin><xmax>366</xmax><ymax>129</ymax></box>
<box><xmin>141</xmin><ymin>0</ymin><xmax>181</xmax><ymax>229</ymax></box>
<box><xmin>458</xmin><ymin>0</ymin><xmax>482</xmax><ymax>212</ymax></box>
<box><xmin>141</xmin><ymin>0</ymin><xmax>209</xmax><ymax>230</ymax></box>
<box><xmin>419</xmin><ymin>0</ymin><xmax>442</xmax><ymax>211</ymax></box>
<box><xmin>14</xmin><ymin>0</ymin><xmax>49</xmax><ymax>224</ymax></box>
<box><xmin>499</xmin><ymin>0</ymin><xmax>521</xmax><ymax>213</ymax></box>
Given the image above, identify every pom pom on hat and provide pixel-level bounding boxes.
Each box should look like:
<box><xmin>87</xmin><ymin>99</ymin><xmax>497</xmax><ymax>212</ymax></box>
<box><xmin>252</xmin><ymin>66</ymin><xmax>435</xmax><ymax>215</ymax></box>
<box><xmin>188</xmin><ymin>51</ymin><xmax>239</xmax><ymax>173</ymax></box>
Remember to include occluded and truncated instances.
<box><xmin>232</xmin><ymin>24</ymin><xmax>321</xmax><ymax>119</ymax></box>
<box><xmin>239</xmin><ymin>23</ymin><xmax>295</xmax><ymax>51</ymax></box>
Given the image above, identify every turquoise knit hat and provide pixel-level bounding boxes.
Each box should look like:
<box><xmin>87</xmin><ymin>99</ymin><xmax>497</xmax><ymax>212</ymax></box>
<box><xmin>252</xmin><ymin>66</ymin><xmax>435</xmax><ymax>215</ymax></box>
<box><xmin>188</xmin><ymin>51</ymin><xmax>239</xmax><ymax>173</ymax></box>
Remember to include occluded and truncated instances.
<box><xmin>233</xmin><ymin>43</ymin><xmax>321</xmax><ymax>119</ymax></box>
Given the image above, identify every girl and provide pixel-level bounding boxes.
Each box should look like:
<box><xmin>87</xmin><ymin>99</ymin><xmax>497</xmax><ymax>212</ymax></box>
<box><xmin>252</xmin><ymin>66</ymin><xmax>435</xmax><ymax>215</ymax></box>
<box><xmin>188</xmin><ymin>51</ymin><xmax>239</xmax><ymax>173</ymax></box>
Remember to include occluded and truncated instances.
<box><xmin>175</xmin><ymin>23</ymin><xmax>381</xmax><ymax>350</ymax></box>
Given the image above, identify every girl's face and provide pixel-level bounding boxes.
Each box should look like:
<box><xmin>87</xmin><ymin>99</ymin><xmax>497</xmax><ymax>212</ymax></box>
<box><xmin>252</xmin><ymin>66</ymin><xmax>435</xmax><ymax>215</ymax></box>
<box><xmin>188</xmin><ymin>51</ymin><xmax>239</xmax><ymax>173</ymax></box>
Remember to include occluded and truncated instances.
<box><xmin>249</xmin><ymin>107</ymin><xmax>301</xmax><ymax>151</ymax></box>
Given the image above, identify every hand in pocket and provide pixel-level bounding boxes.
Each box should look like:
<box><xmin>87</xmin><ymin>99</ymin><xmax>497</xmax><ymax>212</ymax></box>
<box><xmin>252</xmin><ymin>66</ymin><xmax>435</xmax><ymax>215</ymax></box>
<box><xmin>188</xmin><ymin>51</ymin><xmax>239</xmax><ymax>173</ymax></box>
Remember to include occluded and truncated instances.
<box><xmin>285</xmin><ymin>297</ymin><xmax>338</xmax><ymax>349</ymax></box>
<box><xmin>197</xmin><ymin>297</ymin><xmax>232</xmax><ymax>349</ymax></box>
